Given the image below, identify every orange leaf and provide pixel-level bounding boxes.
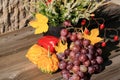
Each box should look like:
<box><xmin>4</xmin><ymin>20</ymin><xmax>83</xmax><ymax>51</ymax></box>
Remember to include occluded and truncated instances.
<box><xmin>83</xmin><ymin>28</ymin><xmax>103</xmax><ymax>45</ymax></box>
<box><xmin>55</xmin><ymin>40</ymin><xmax>68</xmax><ymax>53</ymax></box>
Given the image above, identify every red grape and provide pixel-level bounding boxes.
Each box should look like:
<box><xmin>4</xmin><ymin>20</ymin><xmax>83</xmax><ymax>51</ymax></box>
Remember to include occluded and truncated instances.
<box><xmin>70</xmin><ymin>42</ymin><xmax>75</xmax><ymax>50</ymax></box>
<box><xmin>70</xmin><ymin>32</ymin><xmax>77</xmax><ymax>41</ymax></box>
<box><xmin>61</xmin><ymin>69</ymin><xmax>69</xmax><ymax>74</ymax></box>
<box><xmin>60</xmin><ymin>36</ymin><xmax>67</xmax><ymax>41</ymax></box>
<box><xmin>69</xmin><ymin>51</ymin><xmax>76</xmax><ymax>60</ymax></box>
<box><xmin>96</xmin><ymin>56</ymin><xmax>103</xmax><ymax>64</ymax></box>
<box><xmin>60</xmin><ymin>29</ymin><xmax>68</xmax><ymax>37</ymax></box>
<box><xmin>83</xmin><ymin>39</ymin><xmax>91</xmax><ymax>47</ymax></box>
<box><xmin>59</xmin><ymin>61</ymin><xmax>67</xmax><ymax>69</ymax></box>
<box><xmin>67</xmin><ymin>61</ymin><xmax>73</xmax><ymax>65</ymax></box>
<box><xmin>88</xmin><ymin>49</ymin><xmax>94</xmax><ymax>55</ymax></box>
<box><xmin>93</xmin><ymin>65</ymin><xmax>99</xmax><ymax>72</ymax></box>
<box><xmin>77</xmin><ymin>32</ymin><xmax>83</xmax><ymax>39</ymax></box>
<box><xmin>91</xmin><ymin>59</ymin><xmax>97</xmax><ymax>65</ymax></box>
<box><xmin>79</xmin><ymin>54</ymin><xmax>88</xmax><ymax>63</ymax></box>
<box><xmin>67</xmin><ymin>64</ymin><xmax>73</xmax><ymax>70</ymax></box>
<box><xmin>96</xmin><ymin>48</ymin><xmax>102</xmax><ymax>55</ymax></box>
<box><xmin>86</xmin><ymin>54</ymin><xmax>93</xmax><ymax>60</ymax></box>
<box><xmin>83</xmin><ymin>60</ymin><xmax>91</xmax><ymax>67</ymax></box>
<box><xmin>88</xmin><ymin>66</ymin><xmax>95</xmax><ymax>74</ymax></box>
<box><xmin>71</xmin><ymin>45</ymin><xmax>80</xmax><ymax>53</ymax></box>
<box><xmin>64</xmin><ymin>49</ymin><xmax>71</xmax><ymax>56</ymax></box>
<box><xmin>67</xmin><ymin>32</ymin><xmax>72</xmax><ymax>38</ymax></box>
<box><xmin>75</xmin><ymin>53</ymin><xmax>80</xmax><ymax>60</ymax></box>
<box><xmin>58</xmin><ymin>28</ymin><xmax>105</xmax><ymax>80</ymax></box>
<box><xmin>74</xmin><ymin>39</ymin><xmax>83</xmax><ymax>47</ymax></box>
<box><xmin>88</xmin><ymin>45</ymin><xmax>94</xmax><ymax>50</ymax></box>
<box><xmin>73</xmin><ymin>60</ymin><xmax>81</xmax><ymax>66</ymax></box>
<box><xmin>81</xmin><ymin>48</ymin><xmax>88</xmax><ymax>54</ymax></box>
<box><xmin>72</xmin><ymin>65</ymin><xmax>80</xmax><ymax>73</ymax></box>
<box><xmin>77</xmin><ymin>71</ymin><xmax>84</xmax><ymax>78</ymax></box>
<box><xmin>56</xmin><ymin>53</ymin><xmax>65</xmax><ymax>60</ymax></box>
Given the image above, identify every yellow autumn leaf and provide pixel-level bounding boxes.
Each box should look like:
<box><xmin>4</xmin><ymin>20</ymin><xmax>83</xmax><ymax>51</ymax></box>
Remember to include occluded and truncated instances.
<box><xmin>29</xmin><ymin>13</ymin><xmax>49</xmax><ymax>34</ymax></box>
<box><xmin>83</xmin><ymin>28</ymin><xmax>103</xmax><ymax>45</ymax></box>
<box><xmin>55</xmin><ymin>40</ymin><xmax>68</xmax><ymax>53</ymax></box>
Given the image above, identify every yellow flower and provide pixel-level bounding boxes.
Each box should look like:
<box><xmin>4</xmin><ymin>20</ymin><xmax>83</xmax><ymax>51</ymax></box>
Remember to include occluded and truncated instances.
<box><xmin>83</xmin><ymin>28</ymin><xmax>103</xmax><ymax>45</ymax></box>
<box><xmin>29</xmin><ymin>13</ymin><xmax>48</xmax><ymax>34</ymax></box>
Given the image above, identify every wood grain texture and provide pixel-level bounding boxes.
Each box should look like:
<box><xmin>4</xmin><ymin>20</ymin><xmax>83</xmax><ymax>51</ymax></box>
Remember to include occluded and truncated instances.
<box><xmin>0</xmin><ymin>27</ymin><xmax>120</xmax><ymax>80</ymax></box>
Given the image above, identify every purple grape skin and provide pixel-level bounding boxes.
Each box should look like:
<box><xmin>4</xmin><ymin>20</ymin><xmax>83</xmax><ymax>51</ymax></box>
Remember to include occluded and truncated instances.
<box><xmin>66</xmin><ymin>64</ymin><xmax>73</xmax><ymax>70</ymax></box>
<box><xmin>88</xmin><ymin>44</ymin><xmax>94</xmax><ymax>50</ymax></box>
<box><xmin>64</xmin><ymin>49</ymin><xmax>71</xmax><ymax>56</ymax></box>
<box><xmin>88</xmin><ymin>66</ymin><xmax>95</xmax><ymax>74</ymax></box>
<box><xmin>81</xmin><ymin>48</ymin><xmax>88</xmax><ymax>54</ymax></box>
<box><xmin>83</xmin><ymin>60</ymin><xmax>91</xmax><ymax>67</ymax></box>
<box><xmin>79</xmin><ymin>54</ymin><xmax>88</xmax><ymax>63</ymax></box>
<box><xmin>69</xmin><ymin>51</ymin><xmax>76</xmax><ymax>60</ymax></box>
<box><xmin>75</xmin><ymin>53</ymin><xmax>80</xmax><ymax>60</ymax></box>
<box><xmin>96</xmin><ymin>48</ymin><xmax>102</xmax><ymax>55</ymax></box>
<box><xmin>93</xmin><ymin>64</ymin><xmax>99</xmax><ymax>72</ymax></box>
<box><xmin>70</xmin><ymin>32</ymin><xmax>77</xmax><ymax>41</ymax></box>
<box><xmin>59</xmin><ymin>30</ymin><xmax>105</xmax><ymax>80</ymax></box>
<box><xmin>67</xmin><ymin>61</ymin><xmax>73</xmax><ymax>65</ymax></box>
<box><xmin>74</xmin><ymin>39</ymin><xmax>83</xmax><ymax>47</ymax></box>
<box><xmin>91</xmin><ymin>59</ymin><xmax>97</xmax><ymax>65</ymax></box>
<box><xmin>72</xmin><ymin>65</ymin><xmax>80</xmax><ymax>73</ymax></box>
<box><xmin>62</xmin><ymin>72</ymin><xmax>70</xmax><ymax>80</ymax></box>
<box><xmin>59</xmin><ymin>61</ymin><xmax>67</xmax><ymax>69</ymax></box>
<box><xmin>60</xmin><ymin>36</ymin><xmax>67</xmax><ymax>41</ymax></box>
<box><xmin>56</xmin><ymin>53</ymin><xmax>65</xmax><ymax>60</ymax></box>
<box><xmin>88</xmin><ymin>49</ymin><xmax>94</xmax><ymax>55</ymax></box>
<box><xmin>77</xmin><ymin>71</ymin><xmax>84</xmax><ymax>78</ymax></box>
<box><xmin>73</xmin><ymin>60</ymin><xmax>81</xmax><ymax>66</ymax></box>
<box><xmin>71</xmin><ymin>45</ymin><xmax>80</xmax><ymax>53</ymax></box>
<box><xmin>60</xmin><ymin>29</ymin><xmax>68</xmax><ymax>37</ymax></box>
<box><xmin>86</xmin><ymin>54</ymin><xmax>93</xmax><ymax>60</ymax></box>
<box><xmin>61</xmin><ymin>69</ymin><xmax>69</xmax><ymax>74</ymax></box>
<box><xmin>77</xmin><ymin>32</ymin><xmax>83</xmax><ymax>39</ymax></box>
<box><xmin>96</xmin><ymin>56</ymin><xmax>103</xmax><ymax>64</ymax></box>
<box><xmin>83</xmin><ymin>39</ymin><xmax>91</xmax><ymax>47</ymax></box>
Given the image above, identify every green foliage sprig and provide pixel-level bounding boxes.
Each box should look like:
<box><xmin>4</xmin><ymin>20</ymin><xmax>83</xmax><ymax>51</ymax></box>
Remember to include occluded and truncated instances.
<box><xmin>25</xmin><ymin>0</ymin><xmax>110</xmax><ymax>26</ymax></box>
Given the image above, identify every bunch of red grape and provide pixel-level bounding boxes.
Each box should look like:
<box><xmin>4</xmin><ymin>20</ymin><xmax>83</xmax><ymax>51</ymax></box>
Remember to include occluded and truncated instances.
<box><xmin>57</xmin><ymin>29</ymin><xmax>104</xmax><ymax>80</ymax></box>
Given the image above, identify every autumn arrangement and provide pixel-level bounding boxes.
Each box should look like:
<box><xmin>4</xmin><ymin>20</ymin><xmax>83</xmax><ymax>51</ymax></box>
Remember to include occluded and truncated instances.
<box><xmin>25</xmin><ymin>0</ymin><xmax>119</xmax><ymax>80</ymax></box>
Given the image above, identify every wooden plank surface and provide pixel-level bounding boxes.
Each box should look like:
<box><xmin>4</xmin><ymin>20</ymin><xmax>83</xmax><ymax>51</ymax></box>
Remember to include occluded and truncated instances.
<box><xmin>0</xmin><ymin>27</ymin><xmax>120</xmax><ymax>80</ymax></box>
